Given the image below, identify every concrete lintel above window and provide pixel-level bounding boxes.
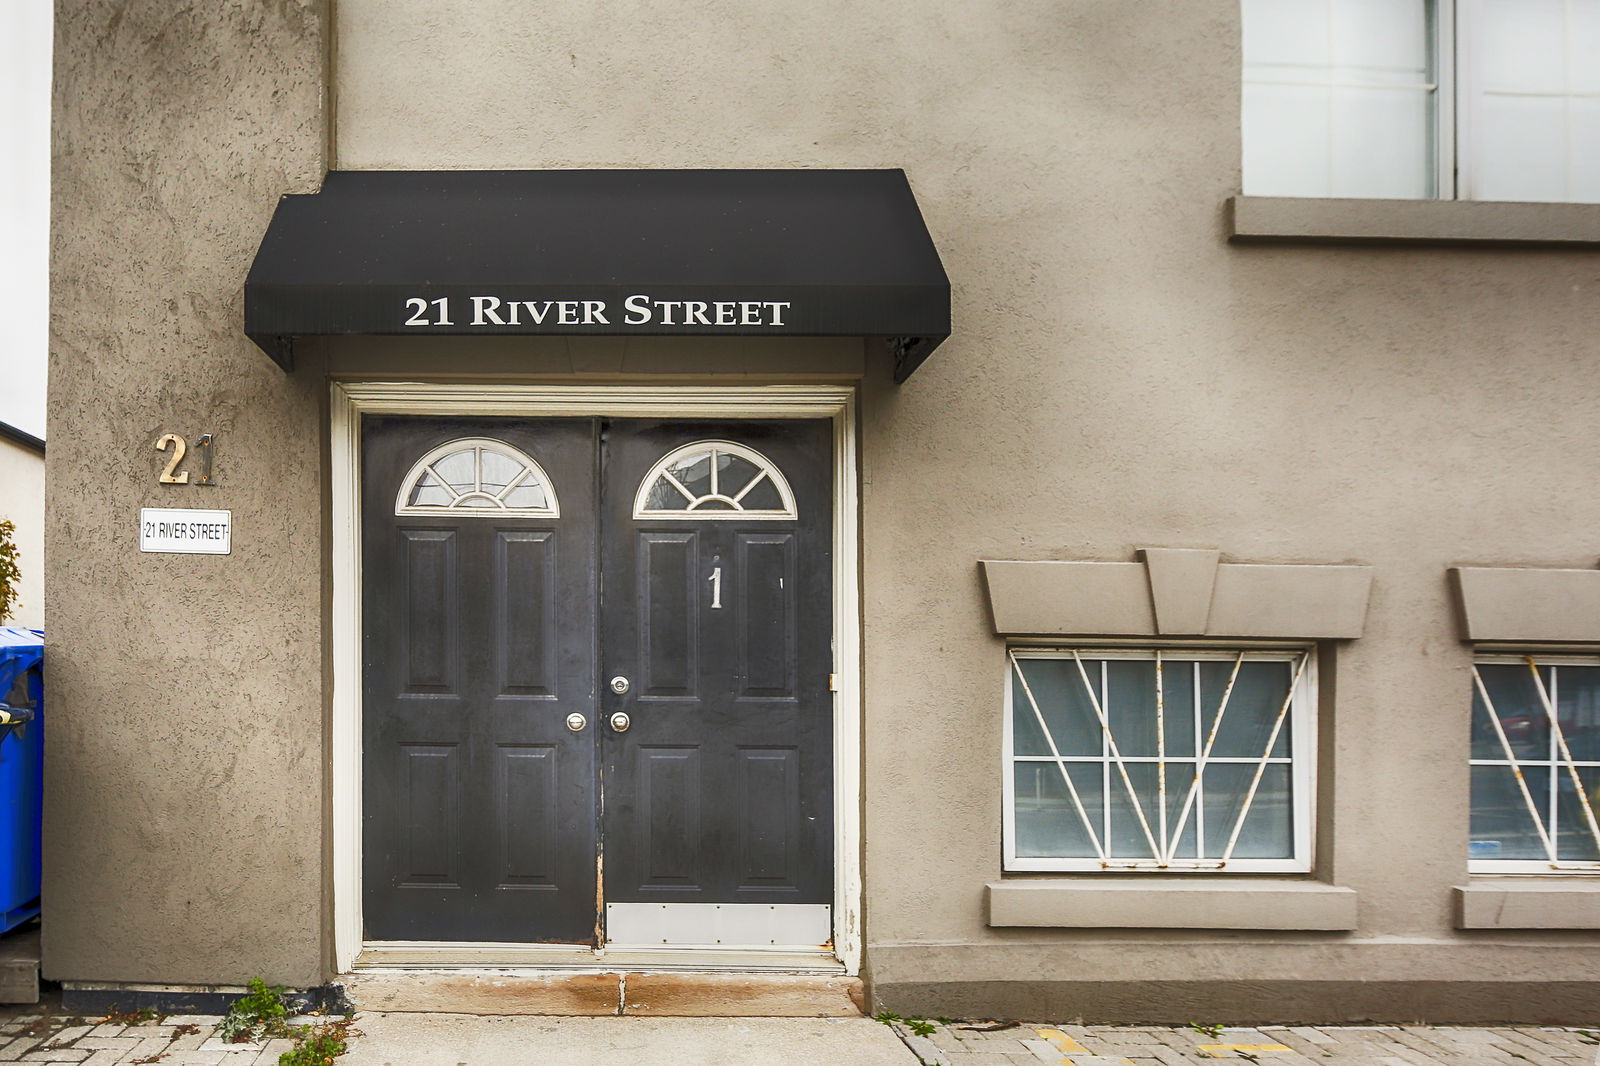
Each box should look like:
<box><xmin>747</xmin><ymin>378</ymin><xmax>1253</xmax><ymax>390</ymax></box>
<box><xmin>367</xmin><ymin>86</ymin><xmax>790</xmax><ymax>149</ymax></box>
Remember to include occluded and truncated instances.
<box><xmin>987</xmin><ymin>881</ymin><xmax>1357</xmax><ymax>931</ymax></box>
<box><xmin>980</xmin><ymin>550</ymin><xmax>1372</xmax><ymax>639</ymax></box>
<box><xmin>1228</xmin><ymin>197</ymin><xmax>1600</xmax><ymax>247</ymax></box>
<box><xmin>1449</xmin><ymin>566</ymin><xmax>1600</xmax><ymax>643</ymax></box>
<box><xmin>1454</xmin><ymin>884</ymin><xmax>1600</xmax><ymax>930</ymax></box>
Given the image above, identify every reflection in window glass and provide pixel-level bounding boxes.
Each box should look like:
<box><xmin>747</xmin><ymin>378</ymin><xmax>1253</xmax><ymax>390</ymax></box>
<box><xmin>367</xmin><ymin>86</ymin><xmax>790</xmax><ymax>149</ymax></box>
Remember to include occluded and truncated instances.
<box><xmin>1007</xmin><ymin>649</ymin><xmax>1310</xmax><ymax>871</ymax></box>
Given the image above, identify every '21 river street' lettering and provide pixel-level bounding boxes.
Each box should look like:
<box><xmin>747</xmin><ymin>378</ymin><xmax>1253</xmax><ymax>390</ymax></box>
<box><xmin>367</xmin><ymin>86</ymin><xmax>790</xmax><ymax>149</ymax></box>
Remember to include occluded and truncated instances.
<box><xmin>402</xmin><ymin>295</ymin><xmax>792</xmax><ymax>329</ymax></box>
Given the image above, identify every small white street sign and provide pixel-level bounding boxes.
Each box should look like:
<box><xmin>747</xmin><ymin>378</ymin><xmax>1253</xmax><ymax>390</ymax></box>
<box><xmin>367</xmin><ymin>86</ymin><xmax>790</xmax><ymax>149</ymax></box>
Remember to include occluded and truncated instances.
<box><xmin>139</xmin><ymin>508</ymin><xmax>232</xmax><ymax>555</ymax></box>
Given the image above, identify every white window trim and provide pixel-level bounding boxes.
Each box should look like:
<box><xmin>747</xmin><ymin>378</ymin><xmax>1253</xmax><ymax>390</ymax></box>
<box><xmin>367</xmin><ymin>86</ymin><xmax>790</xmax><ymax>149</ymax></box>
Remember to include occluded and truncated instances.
<box><xmin>1469</xmin><ymin>652</ymin><xmax>1600</xmax><ymax>875</ymax></box>
<box><xmin>1002</xmin><ymin>644</ymin><xmax>1317</xmax><ymax>875</ymax></box>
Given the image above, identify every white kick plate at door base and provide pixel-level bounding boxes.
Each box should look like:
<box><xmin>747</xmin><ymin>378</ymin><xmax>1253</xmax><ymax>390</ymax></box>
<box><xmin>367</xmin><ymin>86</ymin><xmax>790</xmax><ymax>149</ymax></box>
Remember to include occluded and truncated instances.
<box><xmin>606</xmin><ymin>903</ymin><xmax>832</xmax><ymax>948</ymax></box>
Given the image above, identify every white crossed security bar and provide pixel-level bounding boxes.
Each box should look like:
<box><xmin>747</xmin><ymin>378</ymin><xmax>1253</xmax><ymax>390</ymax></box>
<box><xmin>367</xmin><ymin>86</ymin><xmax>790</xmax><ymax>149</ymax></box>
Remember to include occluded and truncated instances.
<box><xmin>1010</xmin><ymin>649</ymin><xmax>1308</xmax><ymax>868</ymax></box>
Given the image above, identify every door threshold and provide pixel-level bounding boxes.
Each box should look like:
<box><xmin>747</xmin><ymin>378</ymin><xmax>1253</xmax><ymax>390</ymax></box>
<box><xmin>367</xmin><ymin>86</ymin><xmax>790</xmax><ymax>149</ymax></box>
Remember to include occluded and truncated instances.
<box><xmin>355</xmin><ymin>941</ymin><xmax>847</xmax><ymax>974</ymax></box>
<box><xmin>342</xmin><ymin>965</ymin><xmax>864</xmax><ymax>1016</ymax></box>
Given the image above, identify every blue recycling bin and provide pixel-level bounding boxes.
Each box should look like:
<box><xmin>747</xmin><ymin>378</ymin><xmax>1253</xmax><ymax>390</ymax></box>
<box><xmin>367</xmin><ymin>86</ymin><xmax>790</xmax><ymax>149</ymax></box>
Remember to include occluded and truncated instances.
<box><xmin>0</xmin><ymin>628</ymin><xmax>42</xmax><ymax>934</ymax></box>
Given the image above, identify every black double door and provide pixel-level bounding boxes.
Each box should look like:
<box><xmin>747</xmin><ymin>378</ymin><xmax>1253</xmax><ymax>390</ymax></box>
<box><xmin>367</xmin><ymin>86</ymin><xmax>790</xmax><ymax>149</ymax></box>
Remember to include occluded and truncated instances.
<box><xmin>361</xmin><ymin>416</ymin><xmax>833</xmax><ymax>944</ymax></box>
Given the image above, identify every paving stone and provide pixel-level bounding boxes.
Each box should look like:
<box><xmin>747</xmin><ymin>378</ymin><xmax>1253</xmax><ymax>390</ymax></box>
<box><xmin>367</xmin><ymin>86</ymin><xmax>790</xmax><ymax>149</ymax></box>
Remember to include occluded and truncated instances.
<box><xmin>197</xmin><ymin>1039</ymin><xmax>261</xmax><ymax>1054</ymax></box>
<box><xmin>1016</xmin><ymin>1038</ymin><xmax>1069</xmax><ymax>1063</ymax></box>
<box><xmin>166</xmin><ymin>1034</ymin><xmax>207</xmax><ymax>1053</ymax></box>
<box><xmin>72</xmin><ymin>1040</ymin><xmax>136</xmax><ymax>1053</ymax></box>
<box><xmin>250</xmin><ymin>1038</ymin><xmax>295</xmax><ymax>1065</ymax></box>
<box><xmin>159</xmin><ymin>1019</ymin><xmax>221</xmax><ymax>1029</ymax></box>
<box><xmin>20</xmin><ymin>1050</ymin><xmax>90</xmax><ymax>1062</ymax></box>
<box><xmin>0</xmin><ymin>1036</ymin><xmax>44</xmax><ymax>1061</ymax></box>
<box><xmin>79</xmin><ymin>1051</ymin><xmax>127</xmax><ymax>1066</ymax></box>
<box><xmin>901</xmin><ymin>1035</ymin><xmax>952</xmax><ymax>1066</ymax></box>
<box><xmin>165</xmin><ymin>1055</ymin><xmax>227</xmax><ymax>1066</ymax></box>
<box><xmin>84</xmin><ymin>1029</ymin><xmax>123</xmax><ymax>1042</ymax></box>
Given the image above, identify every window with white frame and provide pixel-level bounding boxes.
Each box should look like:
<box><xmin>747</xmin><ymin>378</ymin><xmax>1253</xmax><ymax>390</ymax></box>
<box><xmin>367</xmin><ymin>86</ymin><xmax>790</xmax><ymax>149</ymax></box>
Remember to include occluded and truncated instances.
<box><xmin>1469</xmin><ymin>656</ymin><xmax>1600</xmax><ymax>871</ymax></box>
<box><xmin>1243</xmin><ymin>0</ymin><xmax>1600</xmax><ymax>203</ymax></box>
<box><xmin>1005</xmin><ymin>648</ymin><xmax>1315</xmax><ymax>873</ymax></box>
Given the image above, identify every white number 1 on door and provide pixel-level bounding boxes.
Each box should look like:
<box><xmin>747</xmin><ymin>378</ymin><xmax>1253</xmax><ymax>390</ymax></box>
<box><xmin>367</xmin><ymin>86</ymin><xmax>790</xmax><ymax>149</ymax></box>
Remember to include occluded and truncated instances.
<box><xmin>709</xmin><ymin>566</ymin><xmax>723</xmax><ymax>609</ymax></box>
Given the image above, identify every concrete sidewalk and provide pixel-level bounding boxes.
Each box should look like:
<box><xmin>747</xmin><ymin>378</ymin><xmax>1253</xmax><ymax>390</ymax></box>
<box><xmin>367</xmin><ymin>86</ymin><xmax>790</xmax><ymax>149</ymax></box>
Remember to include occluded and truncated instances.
<box><xmin>3</xmin><ymin>1007</ymin><xmax>1600</xmax><ymax>1065</ymax></box>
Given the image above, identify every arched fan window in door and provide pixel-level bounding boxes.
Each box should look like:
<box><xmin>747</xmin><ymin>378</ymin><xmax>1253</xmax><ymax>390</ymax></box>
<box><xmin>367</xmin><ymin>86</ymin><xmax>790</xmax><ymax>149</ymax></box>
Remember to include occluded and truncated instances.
<box><xmin>633</xmin><ymin>440</ymin><xmax>798</xmax><ymax>520</ymax></box>
<box><xmin>394</xmin><ymin>438</ymin><xmax>561</xmax><ymax>517</ymax></box>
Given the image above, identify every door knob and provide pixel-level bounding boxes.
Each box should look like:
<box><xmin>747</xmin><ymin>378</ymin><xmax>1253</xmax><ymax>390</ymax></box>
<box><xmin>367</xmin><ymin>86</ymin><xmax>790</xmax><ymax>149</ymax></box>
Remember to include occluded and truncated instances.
<box><xmin>610</xmin><ymin>711</ymin><xmax>631</xmax><ymax>733</ymax></box>
<box><xmin>565</xmin><ymin>712</ymin><xmax>587</xmax><ymax>732</ymax></box>
<box><xmin>609</xmin><ymin>675</ymin><xmax>631</xmax><ymax>694</ymax></box>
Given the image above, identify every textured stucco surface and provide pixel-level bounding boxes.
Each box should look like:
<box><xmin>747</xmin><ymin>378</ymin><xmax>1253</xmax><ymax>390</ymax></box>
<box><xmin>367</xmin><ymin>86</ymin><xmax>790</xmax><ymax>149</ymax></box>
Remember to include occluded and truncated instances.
<box><xmin>0</xmin><ymin>441</ymin><xmax>45</xmax><ymax>630</ymax></box>
<box><xmin>47</xmin><ymin>2</ymin><xmax>327</xmax><ymax>984</ymax></box>
<box><xmin>331</xmin><ymin>0</ymin><xmax>1600</xmax><ymax>1018</ymax></box>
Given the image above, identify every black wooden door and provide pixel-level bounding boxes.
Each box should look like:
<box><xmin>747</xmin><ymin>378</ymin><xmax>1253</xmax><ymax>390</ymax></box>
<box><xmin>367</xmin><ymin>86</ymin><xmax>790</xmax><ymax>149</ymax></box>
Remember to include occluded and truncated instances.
<box><xmin>362</xmin><ymin>417</ymin><xmax>599</xmax><ymax>943</ymax></box>
<box><xmin>363</xmin><ymin>416</ymin><xmax>833</xmax><ymax>945</ymax></box>
<box><xmin>598</xmin><ymin>421</ymin><xmax>834</xmax><ymax>908</ymax></box>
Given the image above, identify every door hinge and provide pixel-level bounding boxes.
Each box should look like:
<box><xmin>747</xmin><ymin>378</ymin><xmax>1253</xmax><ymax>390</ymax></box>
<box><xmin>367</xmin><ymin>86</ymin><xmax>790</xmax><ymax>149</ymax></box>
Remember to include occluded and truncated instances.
<box><xmin>828</xmin><ymin>673</ymin><xmax>839</xmax><ymax>692</ymax></box>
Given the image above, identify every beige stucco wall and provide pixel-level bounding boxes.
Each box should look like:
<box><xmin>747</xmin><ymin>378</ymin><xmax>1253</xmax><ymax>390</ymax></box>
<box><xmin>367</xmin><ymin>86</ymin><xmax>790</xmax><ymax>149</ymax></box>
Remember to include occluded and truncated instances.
<box><xmin>46</xmin><ymin>2</ymin><xmax>328</xmax><ymax>986</ymax></box>
<box><xmin>330</xmin><ymin>0</ymin><xmax>1600</xmax><ymax>1020</ymax></box>
<box><xmin>0</xmin><ymin>440</ymin><xmax>45</xmax><ymax>631</ymax></box>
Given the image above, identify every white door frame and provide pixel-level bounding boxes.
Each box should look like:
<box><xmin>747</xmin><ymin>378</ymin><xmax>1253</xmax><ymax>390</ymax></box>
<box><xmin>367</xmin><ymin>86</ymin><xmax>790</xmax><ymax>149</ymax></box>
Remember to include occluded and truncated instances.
<box><xmin>329</xmin><ymin>382</ymin><xmax>862</xmax><ymax>973</ymax></box>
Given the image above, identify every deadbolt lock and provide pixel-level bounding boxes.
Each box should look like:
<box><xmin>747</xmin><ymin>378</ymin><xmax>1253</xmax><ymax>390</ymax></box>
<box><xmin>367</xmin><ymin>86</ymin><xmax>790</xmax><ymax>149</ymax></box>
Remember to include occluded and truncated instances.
<box><xmin>609</xmin><ymin>675</ymin><xmax>631</xmax><ymax>695</ymax></box>
<box><xmin>565</xmin><ymin>712</ymin><xmax>587</xmax><ymax>733</ymax></box>
<box><xmin>610</xmin><ymin>711</ymin><xmax>631</xmax><ymax>733</ymax></box>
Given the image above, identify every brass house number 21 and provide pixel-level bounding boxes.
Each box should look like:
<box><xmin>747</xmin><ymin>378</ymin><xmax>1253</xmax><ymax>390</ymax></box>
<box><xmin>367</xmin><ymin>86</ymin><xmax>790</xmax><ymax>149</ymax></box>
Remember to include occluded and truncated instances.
<box><xmin>155</xmin><ymin>433</ymin><xmax>216</xmax><ymax>486</ymax></box>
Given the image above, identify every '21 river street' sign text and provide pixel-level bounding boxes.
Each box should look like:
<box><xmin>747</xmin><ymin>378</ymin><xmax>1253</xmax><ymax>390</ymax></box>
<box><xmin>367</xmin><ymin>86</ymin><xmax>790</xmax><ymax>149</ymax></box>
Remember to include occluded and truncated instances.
<box><xmin>402</xmin><ymin>294</ymin><xmax>794</xmax><ymax>330</ymax></box>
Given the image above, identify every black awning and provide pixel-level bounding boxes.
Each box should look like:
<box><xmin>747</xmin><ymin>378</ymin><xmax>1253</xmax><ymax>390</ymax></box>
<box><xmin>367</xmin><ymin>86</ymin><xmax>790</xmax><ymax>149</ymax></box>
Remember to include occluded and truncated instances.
<box><xmin>245</xmin><ymin>169</ymin><xmax>951</xmax><ymax>381</ymax></box>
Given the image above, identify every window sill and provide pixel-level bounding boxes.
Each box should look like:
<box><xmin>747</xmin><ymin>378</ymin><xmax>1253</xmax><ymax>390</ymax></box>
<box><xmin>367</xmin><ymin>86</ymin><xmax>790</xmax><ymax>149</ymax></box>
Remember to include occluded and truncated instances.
<box><xmin>1454</xmin><ymin>882</ymin><xmax>1600</xmax><ymax>930</ymax></box>
<box><xmin>1227</xmin><ymin>196</ymin><xmax>1600</xmax><ymax>247</ymax></box>
<box><xmin>986</xmin><ymin>879</ymin><xmax>1357</xmax><ymax>931</ymax></box>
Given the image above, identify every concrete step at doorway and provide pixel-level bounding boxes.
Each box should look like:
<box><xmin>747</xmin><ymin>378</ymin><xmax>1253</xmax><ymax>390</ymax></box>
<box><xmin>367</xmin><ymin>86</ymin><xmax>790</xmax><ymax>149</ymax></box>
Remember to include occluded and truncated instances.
<box><xmin>343</xmin><ymin>971</ymin><xmax>865</xmax><ymax>1017</ymax></box>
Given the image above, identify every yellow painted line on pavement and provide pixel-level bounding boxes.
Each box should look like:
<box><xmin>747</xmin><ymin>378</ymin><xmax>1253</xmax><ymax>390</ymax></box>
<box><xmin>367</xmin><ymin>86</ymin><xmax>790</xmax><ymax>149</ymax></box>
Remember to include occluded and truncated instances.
<box><xmin>1197</xmin><ymin>1045</ymin><xmax>1294</xmax><ymax>1058</ymax></box>
<box><xmin>1033</xmin><ymin>1028</ymin><xmax>1089</xmax><ymax>1054</ymax></box>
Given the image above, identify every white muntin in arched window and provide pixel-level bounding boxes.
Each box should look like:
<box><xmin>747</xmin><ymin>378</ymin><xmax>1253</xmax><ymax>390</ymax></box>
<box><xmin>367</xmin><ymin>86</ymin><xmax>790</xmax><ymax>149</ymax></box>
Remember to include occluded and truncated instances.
<box><xmin>633</xmin><ymin>440</ymin><xmax>798</xmax><ymax>521</ymax></box>
<box><xmin>394</xmin><ymin>438</ymin><xmax>561</xmax><ymax>518</ymax></box>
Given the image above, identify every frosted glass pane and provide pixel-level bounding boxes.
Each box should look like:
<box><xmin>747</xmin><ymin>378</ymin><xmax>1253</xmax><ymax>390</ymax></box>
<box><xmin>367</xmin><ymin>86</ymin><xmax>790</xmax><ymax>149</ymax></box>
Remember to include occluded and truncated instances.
<box><xmin>479</xmin><ymin>450</ymin><xmax>523</xmax><ymax>494</ymax></box>
<box><xmin>1470</xmin><ymin>763</ymin><xmax>1549</xmax><ymax>860</ymax></box>
<box><xmin>1013</xmin><ymin>763</ymin><xmax>1102</xmax><ymax>858</ymax></box>
<box><xmin>1572</xmin><ymin>1</ymin><xmax>1600</xmax><ymax>92</ymax></box>
<box><xmin>433</xmin><ymin>449</ymin><xmax>475</xmax><ymax>492</ymax></box>
<box><xmin>1203</xmin><ymin>764</ymin><xmax>1293</xmax><ymax>859</ymax></box>
<box><xmin>1331</xmin><ymin>86</ymin><xmax>1434</xmax><ymax>197</ymax></box>
<box><xmin>1570</xmin><ymin>99</ymin><xmax>1600</xmax><ymax>203</ymax></box>
<box><xmin>1477</xmin><ymin>0</ymin><xmax>1566</xmax><ymax>94</ymax></box>
<box><xmin>1332</xmin><ymin>0</ymin><xmax>1429</xmax><ymax>79</ymax></box>
<box><xmin>1242</xmin><ymin>0</ymin><xmax>1331</xmax><ymax>71</ymax></box>
<box><xmin>1474</xmin><ymin>94</ymin><xmax>1569</xmax><ymax>201</ymax></box>
<box><xmin>1013</xmin><ymin>659</ymin><xmax>1101</xmax><ymax>757</ymax></box>
<box><xmin>1243</xmin><ymin>83</ymin><xmax>1333</xmax><ymax>196</ymax></box>
<box><xmin>501</xmin><ymin>482</ymin><xmax>548</xmax><ymax>510</ymax></box>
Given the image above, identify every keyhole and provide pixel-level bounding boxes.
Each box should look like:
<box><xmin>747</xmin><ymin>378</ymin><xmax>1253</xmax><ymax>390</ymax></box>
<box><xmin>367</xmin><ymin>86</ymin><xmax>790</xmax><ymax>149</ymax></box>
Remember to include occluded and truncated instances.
<box><xmin>709</xmin><ymin>566</ymin><xmax>722</xmax><ymax>609</ymax></box>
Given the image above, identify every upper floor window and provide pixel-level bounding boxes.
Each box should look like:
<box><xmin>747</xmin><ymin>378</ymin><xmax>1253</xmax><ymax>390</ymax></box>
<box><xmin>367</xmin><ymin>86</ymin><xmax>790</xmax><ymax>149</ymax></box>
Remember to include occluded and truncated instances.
<box><xmin>1243</xmin><ymin>0</ymin><xmax>1600</xmax><ymax>203</ymax></box>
